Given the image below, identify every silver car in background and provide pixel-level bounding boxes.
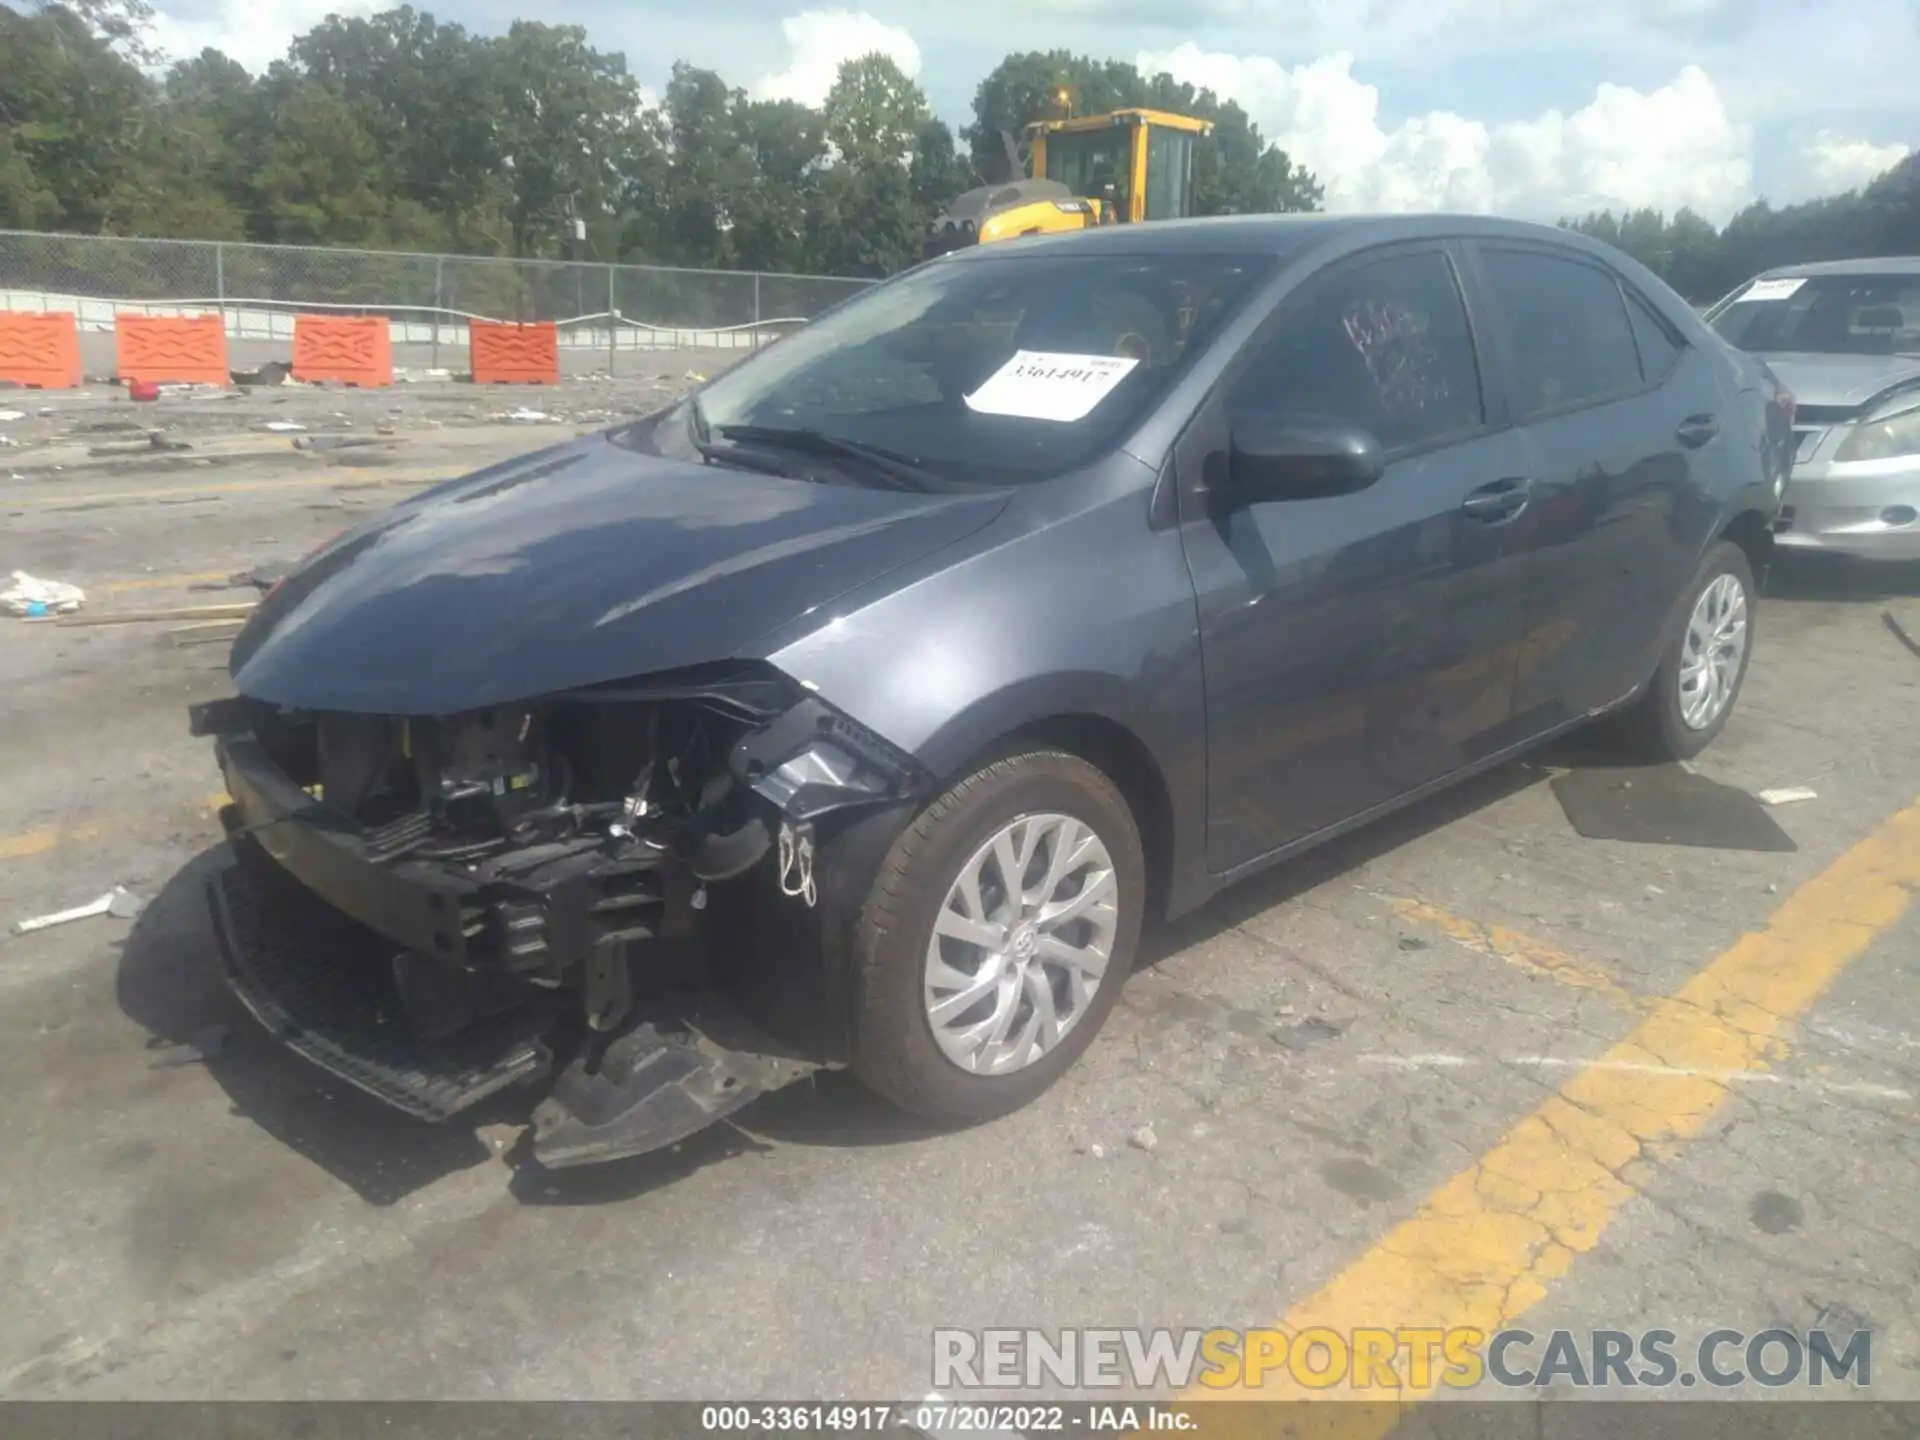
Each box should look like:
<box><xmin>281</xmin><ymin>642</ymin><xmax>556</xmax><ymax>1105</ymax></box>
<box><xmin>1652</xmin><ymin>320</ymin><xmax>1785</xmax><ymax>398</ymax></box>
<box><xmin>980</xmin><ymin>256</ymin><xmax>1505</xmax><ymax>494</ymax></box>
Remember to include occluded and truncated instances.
<box><xmin>1706</xmin><ymin>257</ymin><xmax>1920</xmax><ymax>560</ymax></box>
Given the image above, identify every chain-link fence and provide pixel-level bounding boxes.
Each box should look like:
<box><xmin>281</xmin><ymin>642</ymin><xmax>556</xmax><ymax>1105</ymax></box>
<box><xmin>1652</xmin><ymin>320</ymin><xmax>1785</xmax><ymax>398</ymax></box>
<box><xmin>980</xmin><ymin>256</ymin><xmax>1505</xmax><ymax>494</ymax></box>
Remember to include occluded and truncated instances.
<box><xmin>0</xmin><ymin>229</ymin><xmax>875</xmax><ymax>374</ymax></box>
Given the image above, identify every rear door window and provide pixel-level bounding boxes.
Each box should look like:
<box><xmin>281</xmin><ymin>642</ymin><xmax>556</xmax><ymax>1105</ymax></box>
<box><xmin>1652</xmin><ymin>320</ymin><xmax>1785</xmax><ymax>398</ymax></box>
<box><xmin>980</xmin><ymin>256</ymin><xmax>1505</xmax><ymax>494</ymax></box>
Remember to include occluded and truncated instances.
<box><xmin>1227</xmin><ymin>248</ymin><xmax>1487</xmax><ymax>453</ymax></box>
<box><xmin>1476</xmin><ymin>247</ymin><xmax>1643</xmax><ymax>418</ymax></box>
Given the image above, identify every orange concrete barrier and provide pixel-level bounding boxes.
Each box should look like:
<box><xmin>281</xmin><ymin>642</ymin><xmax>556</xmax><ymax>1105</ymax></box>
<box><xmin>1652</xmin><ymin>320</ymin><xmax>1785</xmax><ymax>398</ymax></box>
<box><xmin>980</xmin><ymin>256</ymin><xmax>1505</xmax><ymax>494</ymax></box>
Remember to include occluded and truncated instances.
<box><xmin>0</xmin><ymin>312</ymin><xmax>83</xmax><ymax>389</ymax></box>
<box><xmin>292</xmin><ymin>314</ymin><xmax>393</xmax><ymax>387</ymax></box>
<box><xmin>470</xmin><ymin>320</ymin><xmax>559</xmax><ymax>385</ymax></box>
<box><xmin>116</xmin><ymin>313</ymin><xmax>229</xmax><ymax>387</ymax></box>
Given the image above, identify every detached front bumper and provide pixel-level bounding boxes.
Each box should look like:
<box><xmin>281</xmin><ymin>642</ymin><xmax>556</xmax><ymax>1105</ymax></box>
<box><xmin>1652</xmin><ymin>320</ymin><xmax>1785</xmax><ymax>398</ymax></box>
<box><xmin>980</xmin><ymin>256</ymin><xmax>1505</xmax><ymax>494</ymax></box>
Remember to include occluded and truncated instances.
<box><xmin>206</xmin><ymin>731</ymin><xmax>818</xmax><ymax>1166</ymax></box>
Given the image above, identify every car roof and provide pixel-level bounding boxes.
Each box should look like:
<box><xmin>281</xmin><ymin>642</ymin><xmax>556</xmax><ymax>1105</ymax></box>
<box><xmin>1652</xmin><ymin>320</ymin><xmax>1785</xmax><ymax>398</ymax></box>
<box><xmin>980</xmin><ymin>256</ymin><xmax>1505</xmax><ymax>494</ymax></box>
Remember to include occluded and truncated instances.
<box><xmin>1756</xmin><ymin>256</ymin><xmax>1920</xmax><ymax>279</ymax></box>
<box><xmin>940</xmin><ymin>212</ymin><xmax>1621</xmax><ymax>263</ymax></box>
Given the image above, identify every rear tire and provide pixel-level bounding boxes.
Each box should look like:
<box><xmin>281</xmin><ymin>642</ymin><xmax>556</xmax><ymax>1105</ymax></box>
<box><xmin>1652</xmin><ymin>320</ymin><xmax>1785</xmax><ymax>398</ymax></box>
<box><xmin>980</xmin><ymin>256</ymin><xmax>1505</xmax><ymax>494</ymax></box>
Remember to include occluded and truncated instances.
<box><xmin>1615</xmin><ymin>540</ymin><xmax>1756</xmax><ymax>761</ymax></box>
<box><xmin>848</xmin><ymin>749</ymin><xmax>1145</xmax><ymax>1125</ymax></box>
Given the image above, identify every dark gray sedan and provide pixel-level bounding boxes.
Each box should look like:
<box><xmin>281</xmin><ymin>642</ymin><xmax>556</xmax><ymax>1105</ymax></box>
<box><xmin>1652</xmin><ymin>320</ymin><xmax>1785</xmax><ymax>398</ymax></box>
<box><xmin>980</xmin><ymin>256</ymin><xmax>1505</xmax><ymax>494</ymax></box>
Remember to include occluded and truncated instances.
<box><xmin>192</xmin><ymin>214</ymin><xmax>1793</xmax><ymax>1167</ymax></box>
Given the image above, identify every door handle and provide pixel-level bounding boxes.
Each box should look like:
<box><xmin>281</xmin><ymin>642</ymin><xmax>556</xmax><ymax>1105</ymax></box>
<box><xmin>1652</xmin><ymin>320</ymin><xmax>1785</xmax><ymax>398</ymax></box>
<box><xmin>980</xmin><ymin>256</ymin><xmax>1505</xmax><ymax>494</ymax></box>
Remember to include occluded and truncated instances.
<box><xmin>1461</xmin><ymin>477</ymin><xmax>1531</xmax><ymax>522</ymax></box>
<box><xmin>1677</xmin><ymin>414</ymin><xmax>1719</xmax><ymax>448</ymax></box>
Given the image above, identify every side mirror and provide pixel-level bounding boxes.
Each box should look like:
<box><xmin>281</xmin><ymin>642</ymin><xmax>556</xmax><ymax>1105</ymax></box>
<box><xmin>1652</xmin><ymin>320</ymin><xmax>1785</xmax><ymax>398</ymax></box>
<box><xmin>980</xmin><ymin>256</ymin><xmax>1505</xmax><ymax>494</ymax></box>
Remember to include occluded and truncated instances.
<box><xmin>1227</xmin><ymin>414</ymin><xmax>1384</xmax><ymax>502</ymax></box>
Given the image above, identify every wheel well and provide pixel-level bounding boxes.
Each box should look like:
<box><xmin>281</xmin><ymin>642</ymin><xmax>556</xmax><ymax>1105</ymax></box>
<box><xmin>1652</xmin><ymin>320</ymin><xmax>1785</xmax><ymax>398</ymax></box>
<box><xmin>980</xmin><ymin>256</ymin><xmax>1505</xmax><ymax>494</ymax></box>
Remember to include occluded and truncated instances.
<box><xmin>1002</xmin><ymin>714</ymin><xmax>1177</xmax><ymax>921</ymax></box>
<box><xmin>1719</xmin><ymin>508</ymin><xmax>1774</xmax><ymax>582</ymax></box>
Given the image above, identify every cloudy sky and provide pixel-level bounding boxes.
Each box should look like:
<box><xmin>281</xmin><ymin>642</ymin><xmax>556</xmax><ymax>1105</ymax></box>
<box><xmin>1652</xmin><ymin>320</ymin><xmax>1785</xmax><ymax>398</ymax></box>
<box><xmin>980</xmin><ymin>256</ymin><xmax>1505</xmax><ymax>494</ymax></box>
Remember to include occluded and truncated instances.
<box><xmin>145</xmin><ymin>0</ymin><xmax>1919</xmax><ymax>224</ymax></box>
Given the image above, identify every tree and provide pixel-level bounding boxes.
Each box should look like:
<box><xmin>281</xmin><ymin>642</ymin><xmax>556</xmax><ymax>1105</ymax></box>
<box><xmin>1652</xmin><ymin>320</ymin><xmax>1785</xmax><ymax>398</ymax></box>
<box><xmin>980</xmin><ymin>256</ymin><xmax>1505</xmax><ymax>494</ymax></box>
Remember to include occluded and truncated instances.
<box><xmin>1</xmin><ymin>4</ymin><xmax>1912</xmax><ymax>291</ymax></box>
<box><xmin>809</xmin><ymin>54</ymin><xmax>937</xmax><ymax>277</ymax></box>
<box><xmin>291</xmin><ymin>7</ymin><xmax>508</xmax><ymax>249</ymax></box>
<box><xmin>490</xmin><ymin>22</ymin><xmax>650</xmax><ymax>256</ymax></box>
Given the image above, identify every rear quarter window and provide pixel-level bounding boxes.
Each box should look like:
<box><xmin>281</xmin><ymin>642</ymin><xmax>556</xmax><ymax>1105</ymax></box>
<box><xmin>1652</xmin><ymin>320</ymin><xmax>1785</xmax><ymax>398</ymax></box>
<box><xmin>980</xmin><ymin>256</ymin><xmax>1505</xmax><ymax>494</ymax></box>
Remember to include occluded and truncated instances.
<box><xmin>1625</xmin><ymin>289</ymin><xmax>1685</xmax><ymax>381</ymax></box>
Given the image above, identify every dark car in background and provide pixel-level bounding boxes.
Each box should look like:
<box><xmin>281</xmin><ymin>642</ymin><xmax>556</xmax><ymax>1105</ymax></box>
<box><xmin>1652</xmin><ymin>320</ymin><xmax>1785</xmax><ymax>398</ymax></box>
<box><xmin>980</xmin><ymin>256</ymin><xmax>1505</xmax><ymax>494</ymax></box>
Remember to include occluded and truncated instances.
<box><xmin>192</xmin><ymin>214</ymin><xmax>1793</xmax><ymax>1168</ymax></box>
<box><xmin>1707</xmin><ymin>257</ymin><xmax>1920</xmax><ymax>560</ymax></box>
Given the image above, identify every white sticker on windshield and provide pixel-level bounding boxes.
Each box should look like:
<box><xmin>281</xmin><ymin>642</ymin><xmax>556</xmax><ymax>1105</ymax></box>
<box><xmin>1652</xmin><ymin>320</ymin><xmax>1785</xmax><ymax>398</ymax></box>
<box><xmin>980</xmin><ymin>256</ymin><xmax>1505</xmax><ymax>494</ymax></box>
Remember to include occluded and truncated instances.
<box><xmin>963</xmin><ymin>350</ymin><xmax>1140</xmax><ymax>424</ymax></box>
<box><xmin>1742</xmin><ymin>277</ymin><xmax>1806</xmax><ymax>302</ymax></box>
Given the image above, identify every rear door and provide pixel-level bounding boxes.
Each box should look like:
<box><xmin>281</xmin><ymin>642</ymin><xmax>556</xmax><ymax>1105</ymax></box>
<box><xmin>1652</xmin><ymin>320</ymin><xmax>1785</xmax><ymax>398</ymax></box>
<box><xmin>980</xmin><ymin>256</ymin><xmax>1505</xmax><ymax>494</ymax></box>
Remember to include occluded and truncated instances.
<box><xmin>1179</xmin><ymin>242</ymin><xmax>1536</xmax><ymax>873</ymax></box>
<box><xmin>1463</xmin><ymin>243</ymin><xmax>1715</xmax><ymax>725</ymax></box>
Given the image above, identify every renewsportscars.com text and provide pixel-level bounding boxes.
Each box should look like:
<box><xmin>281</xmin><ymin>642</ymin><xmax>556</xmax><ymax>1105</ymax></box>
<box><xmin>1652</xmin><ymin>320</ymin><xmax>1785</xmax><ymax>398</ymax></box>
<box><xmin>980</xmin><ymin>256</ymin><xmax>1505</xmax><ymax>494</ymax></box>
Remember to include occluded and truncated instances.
<box><xmin>933</xmin><ymin>1327</ymin><xmax>1872</xmax><ymax>1391</ymax></box>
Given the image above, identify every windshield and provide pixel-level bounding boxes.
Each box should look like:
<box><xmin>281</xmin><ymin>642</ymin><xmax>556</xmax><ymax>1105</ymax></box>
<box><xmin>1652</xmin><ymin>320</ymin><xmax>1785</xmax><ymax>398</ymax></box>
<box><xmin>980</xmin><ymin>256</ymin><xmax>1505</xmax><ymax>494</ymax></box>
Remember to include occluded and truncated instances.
<box><xmin>687</xmin><ymin>250</ymin><xmax>1275</xmax><ymax>486</ymax></box>
<box><xmin>1709</xmin><ymin>273</ymin><xmax>1920</xmax><ymax>357</ymax></box>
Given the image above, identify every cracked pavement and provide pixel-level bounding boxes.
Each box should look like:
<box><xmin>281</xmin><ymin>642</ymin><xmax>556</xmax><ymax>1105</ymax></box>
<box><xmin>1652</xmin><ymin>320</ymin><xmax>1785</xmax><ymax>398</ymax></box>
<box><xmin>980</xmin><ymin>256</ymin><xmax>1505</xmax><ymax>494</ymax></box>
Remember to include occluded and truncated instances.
<box><xmin>1</xmin><ymin>377</ymin><xmax>1917</xmax><ymax>1407</ymax></box>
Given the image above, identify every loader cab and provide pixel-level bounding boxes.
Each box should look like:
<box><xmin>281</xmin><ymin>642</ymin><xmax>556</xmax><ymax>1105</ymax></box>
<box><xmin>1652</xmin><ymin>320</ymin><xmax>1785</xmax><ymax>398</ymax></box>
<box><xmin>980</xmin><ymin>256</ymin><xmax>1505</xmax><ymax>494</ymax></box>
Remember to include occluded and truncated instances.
<box><xmin>1026</xmin><ymin>109</ymin><xmax>1213</xmax><ymax>225</ymax></box>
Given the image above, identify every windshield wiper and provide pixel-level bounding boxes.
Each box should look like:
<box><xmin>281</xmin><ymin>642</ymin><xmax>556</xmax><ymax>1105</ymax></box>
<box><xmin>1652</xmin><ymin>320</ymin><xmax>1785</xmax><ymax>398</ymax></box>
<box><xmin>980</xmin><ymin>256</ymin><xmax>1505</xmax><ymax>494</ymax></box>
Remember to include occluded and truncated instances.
<box><xmin>682</xmin><ymin>396</ymin><xmax>788</xmax><ymax>476</ymax></box>
<box><xmin>715</xmin><ymin>424</ymin><xmax>940</xmax><ymax>492</ymax></box>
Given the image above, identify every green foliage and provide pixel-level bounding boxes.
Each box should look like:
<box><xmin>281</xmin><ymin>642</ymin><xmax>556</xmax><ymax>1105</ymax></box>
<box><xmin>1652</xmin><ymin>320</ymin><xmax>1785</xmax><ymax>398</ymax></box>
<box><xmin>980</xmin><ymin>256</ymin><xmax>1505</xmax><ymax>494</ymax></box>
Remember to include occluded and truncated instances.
<box><xmin>3</xmin><ymin>2</ymin><xmax>1911</xmax><ymax>288</ymax></box>
<box><xmin>1565</xmin><ymin>155</ymin><xmax>1920</xmax><ymax>303</ymax></box>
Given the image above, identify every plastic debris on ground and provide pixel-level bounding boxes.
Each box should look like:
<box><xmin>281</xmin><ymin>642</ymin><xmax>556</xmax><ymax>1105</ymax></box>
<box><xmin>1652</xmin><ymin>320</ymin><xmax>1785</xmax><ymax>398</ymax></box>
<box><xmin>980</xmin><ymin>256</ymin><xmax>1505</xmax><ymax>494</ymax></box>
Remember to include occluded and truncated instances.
<box><xmin>1885</xmin><ymin>611</ymin><xmax>1920</xmax><ymax>660</ymax></box>
<box><xmin>149</xmin><ymin>1025</ymin><xmax>229</xmax><ymax>1070</ymax></box>
<box><xmin>12</xmin><ymin>885</ymin><xmax>144</xmax><ymax>936</ymax></box>
<box><xmin>261</xmin><ymin>420</ymin><xmax>307</xmax><ymax>433</ymax></box>
<box><xmin>1757</xmin><ymin>786</ymin><xmax>1818</xmax><ymax>807</ymax></box>
<box><xmin>0</xmin><ymin>409</ymin><xmax>25</xmax><ymax>423</ymax></box>
<box><xmin>2</xmin><ymin>571</ymin><xmax>86</xmax><ymax>618</ymax></box>
<box><xmin>499</xmin><ymin>407</ymin><xmax>559</xmax><ymax>423</ymax></box>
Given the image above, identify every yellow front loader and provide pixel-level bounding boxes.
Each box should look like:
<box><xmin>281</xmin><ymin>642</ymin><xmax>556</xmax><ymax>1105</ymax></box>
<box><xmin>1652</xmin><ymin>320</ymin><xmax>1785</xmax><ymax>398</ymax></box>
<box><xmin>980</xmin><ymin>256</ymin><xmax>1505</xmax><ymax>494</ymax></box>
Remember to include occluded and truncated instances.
<box><xmin>923</xmin><ymin>109</ymin><xmax>1215</xmax><ymax>261</ymax></box>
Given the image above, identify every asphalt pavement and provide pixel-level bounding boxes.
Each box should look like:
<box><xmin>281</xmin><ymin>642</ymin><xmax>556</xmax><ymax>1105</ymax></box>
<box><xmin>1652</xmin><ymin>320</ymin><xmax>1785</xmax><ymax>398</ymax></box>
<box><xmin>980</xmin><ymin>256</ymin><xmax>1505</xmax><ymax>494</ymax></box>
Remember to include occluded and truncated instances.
<box><xmin>1</xmin><ymin>370</ymin><xmax>1916</xmax><ymax>1414</ymax></box>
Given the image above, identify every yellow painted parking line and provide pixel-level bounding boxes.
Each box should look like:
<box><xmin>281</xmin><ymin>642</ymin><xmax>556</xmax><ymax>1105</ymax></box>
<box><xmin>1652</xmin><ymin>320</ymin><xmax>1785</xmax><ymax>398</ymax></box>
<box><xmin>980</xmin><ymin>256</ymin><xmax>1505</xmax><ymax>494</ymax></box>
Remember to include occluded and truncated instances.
<box><xmin>0</xmin><ymin>820</ymin><xmax>107</xmax><ymax>863</ymax></box>
<box><xmin>3</xmin><ymin>467</ymin><xmax>458</xmax><ymax>509</ymax></box>
<box><xmin>96</xmin><ymin>571</ymin><xmax>233</xmax><ymax>594</ymax></box>
<box><xmin>0</xmin><ymin>792</ymin><xmax>231</xmax><ymax>863</ymax></box>
<box><xmin>1386</xmin><ymin>896</ymin><xmax>1641</xmax><ymax>1012</ymax></box>
<box><xmin>1192</xmin><ymin>796</ymin><xmax>1920</xmax><ymax>1426</ymax></box>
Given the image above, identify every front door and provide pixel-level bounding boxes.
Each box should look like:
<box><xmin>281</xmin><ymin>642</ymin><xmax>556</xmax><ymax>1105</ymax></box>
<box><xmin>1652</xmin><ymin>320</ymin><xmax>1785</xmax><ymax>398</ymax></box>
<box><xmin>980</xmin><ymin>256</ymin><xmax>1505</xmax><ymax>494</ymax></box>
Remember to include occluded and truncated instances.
<box><xmin>1180</xmin><ymin>244</ymin><xmax>1537</xmax><ymax>874</ymax></box>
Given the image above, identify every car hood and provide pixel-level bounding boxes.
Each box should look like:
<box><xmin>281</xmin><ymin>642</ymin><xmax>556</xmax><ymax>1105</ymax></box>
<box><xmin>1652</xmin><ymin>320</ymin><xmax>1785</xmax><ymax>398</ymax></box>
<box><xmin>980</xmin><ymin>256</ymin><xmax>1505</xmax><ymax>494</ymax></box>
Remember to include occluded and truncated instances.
<box><xmin>1758</xmin><ymin>352</ymin><xmax>1920</xmax><ymax>412</ymax></box>
<box><xmin>229</xmin><ymin>433</ymin><xmax>1009</xmax><ymax>714</ymax></box>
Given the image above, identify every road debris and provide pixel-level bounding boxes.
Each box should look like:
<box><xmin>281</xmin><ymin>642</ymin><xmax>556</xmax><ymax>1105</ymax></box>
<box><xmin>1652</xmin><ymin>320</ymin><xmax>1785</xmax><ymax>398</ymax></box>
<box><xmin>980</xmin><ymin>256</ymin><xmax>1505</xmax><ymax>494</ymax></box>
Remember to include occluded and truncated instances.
<box><xmin>12</xmin><ymin>885</ymin><xmax>144</xmax><ymax>935</ymax></box>
<box><xmin>1884</xmin><ymin>611</ymin><xmax>1920</xmax><ymax>660</ymax></box>
<box><xmin>1129</xmin><ymin>1124</ymin><xmax>1160</xmax><ymax>1153</ymax></box>
<box><xmin>0</xmin><ymin>409</ymin><xmax>24</xmax><ymax>423</ymax></box>
<box><xmin>149</xmin><ymin>1025</ymin><xmax>229</xmax><ymax>1069</ymax></box>
<box><xmin>1758</xmin><ymin>786</ymin><xmax>1819</xmax><ymax>807</ymax></box>
<box><xmin>260</xmin><ymin>421</ymin><xmax>307</xmax><ymax>433</ymax></box>
<box><xmin>1551</xmin><ymin>763</ymin><xmax>1797</xmax><ymax>852</ymax></box>
<box><xmin>87</xmin><ymin>433</ymin><xmax>191</xmax><ymax>456</ymax></box>
<box><xmin>58</xmin><ymin>600</ymin><xmax>256</xmax><ymax>627</ymax></box>
<box><xmin>233</xmin><ymin>361</ymin><xmax>291</xmax><ymax>388</ymax></box>
<box><xmin>498</xmin><ymin>407</ymin><xmax>559</xmax><ymax>423</ymax></box>
<box><xmin>294</xmin><ymin>435</ymin><xmax>377</xmax><ymax>452</ymax></box>
<box><xmin>2</xmin><ymin>571</ymin><xmax>85</xmax><ymax>618</ymax></box>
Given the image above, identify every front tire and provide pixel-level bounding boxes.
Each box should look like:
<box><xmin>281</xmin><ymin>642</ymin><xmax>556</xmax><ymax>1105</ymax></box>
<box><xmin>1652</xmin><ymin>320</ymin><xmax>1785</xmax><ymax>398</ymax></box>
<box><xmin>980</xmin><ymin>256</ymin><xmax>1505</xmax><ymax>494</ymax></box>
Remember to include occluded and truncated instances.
<box><xmin>848</xmin><ymin>749</ymin><xmax>1145</xmax><ymax>1124</ymax></box>
<box><xmin>1616</xmin><ymin>540</ymin><xmax>1756</xmax><ymax>760</ymax></box>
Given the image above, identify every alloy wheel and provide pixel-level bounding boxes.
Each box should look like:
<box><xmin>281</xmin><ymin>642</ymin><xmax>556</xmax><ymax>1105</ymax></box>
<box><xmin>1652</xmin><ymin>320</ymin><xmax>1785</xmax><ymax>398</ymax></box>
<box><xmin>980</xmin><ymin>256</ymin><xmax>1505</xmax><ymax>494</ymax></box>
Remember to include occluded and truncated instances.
<box><xmin>922</xmin><ymin>812</ymin><xmax>1119</xmax><ymax>1076</ymax></box>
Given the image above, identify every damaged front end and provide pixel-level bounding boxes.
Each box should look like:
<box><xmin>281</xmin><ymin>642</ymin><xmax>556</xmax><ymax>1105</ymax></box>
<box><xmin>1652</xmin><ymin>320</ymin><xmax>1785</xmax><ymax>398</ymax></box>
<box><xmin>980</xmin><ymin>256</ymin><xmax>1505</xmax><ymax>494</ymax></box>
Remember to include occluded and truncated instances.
<box><xmin>190</xmin><ymin>664</ymin><xmax>926</xmax><ymax>1167</ymax></box>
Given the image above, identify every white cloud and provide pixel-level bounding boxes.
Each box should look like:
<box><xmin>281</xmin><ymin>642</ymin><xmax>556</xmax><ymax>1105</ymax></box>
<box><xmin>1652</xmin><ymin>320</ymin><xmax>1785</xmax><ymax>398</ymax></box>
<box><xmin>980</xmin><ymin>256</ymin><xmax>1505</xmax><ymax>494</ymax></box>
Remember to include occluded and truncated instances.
<box><xmin>1777</xmin><ymin>131</ymin><xmax>1912</xmax><ymax>202</ymax></box>
<box><xmin>146</xmin><ymin>0</ymin><xmax>380</xmax><ymax>74</ymax></box>
<box><xmin>751</xmin><ymin>9</ymin><xmax>922</xmax><ymax>108</ymax></box>
<box><xmin>1139</xmin><ymin>43</ymin><xmax>1760</xmax><ymax>223</ymax></box>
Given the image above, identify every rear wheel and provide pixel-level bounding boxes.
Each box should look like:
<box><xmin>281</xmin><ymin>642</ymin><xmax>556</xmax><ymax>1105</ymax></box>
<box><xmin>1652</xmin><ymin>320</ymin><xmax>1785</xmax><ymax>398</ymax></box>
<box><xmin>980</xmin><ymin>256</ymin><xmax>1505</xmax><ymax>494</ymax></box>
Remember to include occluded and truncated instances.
<box><xmin>1615</xmin><ymin>540</ymin><xmax>1756</xmax><ymax>760</ymax></box>
<box><xmin>848</xmin><ymin>750</ymin><xmax>1145</xmax><ymax>1124</ymax></box>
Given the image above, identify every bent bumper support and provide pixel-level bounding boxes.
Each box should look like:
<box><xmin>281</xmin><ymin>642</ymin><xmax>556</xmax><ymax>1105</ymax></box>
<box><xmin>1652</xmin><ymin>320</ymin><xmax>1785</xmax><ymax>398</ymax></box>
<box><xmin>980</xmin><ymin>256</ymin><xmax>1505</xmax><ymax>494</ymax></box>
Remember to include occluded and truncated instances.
<box><xmin>197</xmin><ymin>682</ymin><xmax>920</xmax><ymax>1168</ymax></box>
<box><xmin>208</xmin><ymin>844</ymin><xmax>821</xmax><ymax>1165</ymax></box>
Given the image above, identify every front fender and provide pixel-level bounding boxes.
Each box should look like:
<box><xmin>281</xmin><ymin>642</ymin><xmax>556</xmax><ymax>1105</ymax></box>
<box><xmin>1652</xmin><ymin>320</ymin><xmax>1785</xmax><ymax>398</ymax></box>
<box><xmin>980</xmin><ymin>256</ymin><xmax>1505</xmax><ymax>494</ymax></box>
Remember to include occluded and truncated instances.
<box><xmin>760</xmin><ymin>482</ymin><xmax>1212</xmax><ymax>915</ymax></box>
